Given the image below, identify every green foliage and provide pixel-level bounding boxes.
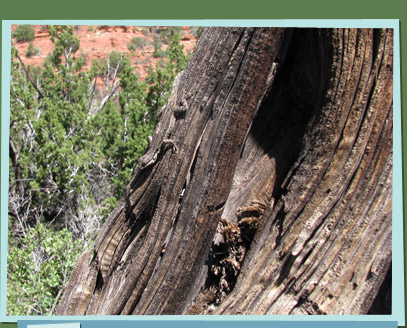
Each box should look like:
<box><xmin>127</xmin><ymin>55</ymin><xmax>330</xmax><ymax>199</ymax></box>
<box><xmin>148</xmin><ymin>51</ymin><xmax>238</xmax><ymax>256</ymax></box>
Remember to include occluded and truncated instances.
<box><xmin>107</xmin><ymin>51</ymin><xmax>130</xmax><ymax>74</ymax></box>
<box><xmin>7</xmin><ymin>223</ymin><xmax>84</xmax><ymax>315</ymax></box>
<box><xmin>157</xmin><ymin>26</ymin><xmax>184</xmax><ymax>44</ymax></box>
<box><xmin>12</xmin><ymin>25</ymin><xmax>35</xmax><ymax>42</ymax></box>
<box><xmin>8</xmin><ymin>24</ymin><xmax>191</xmax><ymax>315</ymax></box>
<box><xmin>47</xmin><ymin>25</ymin><xmax>80</xmax><ymax>68</ymax></box>
<box><xmin>92</xmin><ymin>51</ymin><xmax>130</xmax><ymax>80</ymax></box>
<box><xmin>165</xmin><ymin>32</ymin><xmax>190</xmax><ymax>72</ymax></box>
<box><xmin>146</xmin><ymin>31</ymin><xmax>190</xmax><ymax>115</ymax></box>
<box><xmin>192</xmin><ymin>26</ymin><xmax>203</xmax><ymax>38</ymax></box>
<box><xmin>152</xmin><ymin>40</ymin><xmax>166</xmax><ymax>58</ymax></box>
<box><xmin>128</xmin><ymin>37</ymin><xmax>147</xmax><ymax>51</ymax></box>
<box><xmin>39</xmin><ymin>25</ymin><xmax>49</xmax><ymax>33</ymax></box>
<box><xmin>10</xmin><ymin>30</ymin><xmax>95</xmax><ymax>224</ymax></box>
<box><xmin>26</xmin><ymin>42</ymin><xmax>41</xmax><ymax>58</ymax></box>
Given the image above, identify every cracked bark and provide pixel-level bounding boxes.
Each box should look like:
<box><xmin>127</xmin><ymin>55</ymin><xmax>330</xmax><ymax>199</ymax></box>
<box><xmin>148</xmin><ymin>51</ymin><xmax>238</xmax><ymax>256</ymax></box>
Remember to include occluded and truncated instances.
<box><xmin>56</xmin><ymin>27</ymin><xmax>393</xmax><ymax>315</ymax></box>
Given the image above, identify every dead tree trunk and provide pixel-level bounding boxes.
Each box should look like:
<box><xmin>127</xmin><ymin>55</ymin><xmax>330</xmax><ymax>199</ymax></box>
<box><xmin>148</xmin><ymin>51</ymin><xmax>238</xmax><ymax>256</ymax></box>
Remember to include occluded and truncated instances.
<box><xmin>56</xmin><ymin>27</ymin><xmax>393</xmax><ymax>315</ymax></box>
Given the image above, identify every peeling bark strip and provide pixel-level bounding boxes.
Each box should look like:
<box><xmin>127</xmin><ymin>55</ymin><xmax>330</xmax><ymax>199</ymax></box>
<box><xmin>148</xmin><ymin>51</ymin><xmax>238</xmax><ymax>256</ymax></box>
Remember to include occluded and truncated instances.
<box><xmin>56</xmin><ymin>27</ymin><xmax>393</xmax><ymax>315</ymax></box>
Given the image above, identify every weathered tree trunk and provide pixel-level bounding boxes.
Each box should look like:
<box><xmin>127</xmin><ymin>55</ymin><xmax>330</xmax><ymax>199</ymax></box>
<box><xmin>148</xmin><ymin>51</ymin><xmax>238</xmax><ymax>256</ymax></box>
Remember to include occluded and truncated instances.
<box><xmin>56</xmin><ymin>27</ymin><xmax>393</xmax><ymax>315</ymax></box>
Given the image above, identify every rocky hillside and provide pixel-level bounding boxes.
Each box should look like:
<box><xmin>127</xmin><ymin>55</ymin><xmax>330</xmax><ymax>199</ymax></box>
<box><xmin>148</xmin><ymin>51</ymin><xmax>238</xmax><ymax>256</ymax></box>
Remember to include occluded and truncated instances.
<box><xmin>11</xmin><ymin>25</ymin><xmax>198</xmax><ymax>80</ymax></box>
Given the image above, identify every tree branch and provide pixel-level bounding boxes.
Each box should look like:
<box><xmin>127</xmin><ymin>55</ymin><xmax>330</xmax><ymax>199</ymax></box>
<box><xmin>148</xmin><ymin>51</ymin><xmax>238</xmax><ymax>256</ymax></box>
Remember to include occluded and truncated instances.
<box><xmin>11</xmin><ymin>42</ymin><xmax>44</xmax><ymax>99</ymax></box>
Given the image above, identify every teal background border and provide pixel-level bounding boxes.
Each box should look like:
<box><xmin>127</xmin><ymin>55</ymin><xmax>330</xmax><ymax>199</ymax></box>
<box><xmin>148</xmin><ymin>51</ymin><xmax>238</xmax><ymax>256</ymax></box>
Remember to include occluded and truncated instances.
<box><xmin>1</xmin><ymin>1</ymin><xmax>406</xmax><ymax>328</ymax></box>
<box><xmin>15</xmin><ymin>320</ymin><xmax>401</xmax><ymax>328</ymax></box>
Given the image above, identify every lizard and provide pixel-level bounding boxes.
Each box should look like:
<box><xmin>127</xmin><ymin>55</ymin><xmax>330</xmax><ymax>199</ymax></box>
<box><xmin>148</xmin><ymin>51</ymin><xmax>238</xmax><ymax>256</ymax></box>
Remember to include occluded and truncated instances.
<box><xmin>138</xmin><ymin>138</ymin><xmax>178</xmax><ymax>170</ymax></box>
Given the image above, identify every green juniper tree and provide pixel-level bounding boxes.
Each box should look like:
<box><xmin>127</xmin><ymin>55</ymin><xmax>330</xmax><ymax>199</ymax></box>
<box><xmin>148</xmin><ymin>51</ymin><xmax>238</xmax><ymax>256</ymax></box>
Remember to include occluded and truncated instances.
<box><xmin>12</xmin><ymin>25</ymin><xmax>35</xmax><ymax>43</ymax></box>
<box><xmin>8</xmin><ymin>25</ymin><xmax>190</xmax><ymax>316</ymax></box>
